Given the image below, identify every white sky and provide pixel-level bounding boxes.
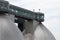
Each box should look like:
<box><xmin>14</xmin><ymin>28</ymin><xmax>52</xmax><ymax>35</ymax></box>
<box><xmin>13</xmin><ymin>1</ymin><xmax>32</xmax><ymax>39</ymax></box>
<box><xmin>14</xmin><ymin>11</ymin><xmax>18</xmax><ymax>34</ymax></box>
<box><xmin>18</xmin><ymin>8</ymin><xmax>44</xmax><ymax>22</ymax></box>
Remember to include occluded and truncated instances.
<box><xmin>6</xmin><ymin>0</ymin><xmax>60</xmax><ymax>40</ymax></box>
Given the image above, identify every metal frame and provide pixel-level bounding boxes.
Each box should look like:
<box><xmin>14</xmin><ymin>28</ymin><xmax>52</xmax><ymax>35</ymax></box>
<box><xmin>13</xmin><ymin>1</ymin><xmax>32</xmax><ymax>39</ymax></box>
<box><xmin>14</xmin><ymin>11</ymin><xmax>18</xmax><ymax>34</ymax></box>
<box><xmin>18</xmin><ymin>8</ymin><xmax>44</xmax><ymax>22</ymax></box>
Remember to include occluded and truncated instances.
<box><xmin>0</xmin><ymin>1</ymin><xmax>44</xmax><ymax>22</ymax></box>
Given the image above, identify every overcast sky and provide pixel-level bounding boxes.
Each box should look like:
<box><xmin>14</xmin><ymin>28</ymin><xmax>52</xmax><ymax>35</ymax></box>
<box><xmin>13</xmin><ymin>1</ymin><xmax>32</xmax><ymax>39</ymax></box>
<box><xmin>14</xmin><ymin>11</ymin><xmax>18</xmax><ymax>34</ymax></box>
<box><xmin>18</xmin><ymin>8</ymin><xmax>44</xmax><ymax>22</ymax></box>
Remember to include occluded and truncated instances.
<box><xmin>6</xmin><ymin>0</ymin><xmax>60</xmax><ymax>40</ymax></box>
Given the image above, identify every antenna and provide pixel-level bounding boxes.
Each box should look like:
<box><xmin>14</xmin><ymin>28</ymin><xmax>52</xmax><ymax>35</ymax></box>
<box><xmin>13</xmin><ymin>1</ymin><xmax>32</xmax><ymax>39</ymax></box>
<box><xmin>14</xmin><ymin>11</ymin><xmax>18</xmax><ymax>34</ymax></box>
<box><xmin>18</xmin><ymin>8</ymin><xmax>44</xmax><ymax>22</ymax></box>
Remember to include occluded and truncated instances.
<box><xmin>39</xmin><ymin>9</ymin><xmax>40</xmax><ymax>12</ymax></box>
<box><xmin>33</xmin><ymin>9</ymin><xmax>35</xmax><ymax>12</ymax></box>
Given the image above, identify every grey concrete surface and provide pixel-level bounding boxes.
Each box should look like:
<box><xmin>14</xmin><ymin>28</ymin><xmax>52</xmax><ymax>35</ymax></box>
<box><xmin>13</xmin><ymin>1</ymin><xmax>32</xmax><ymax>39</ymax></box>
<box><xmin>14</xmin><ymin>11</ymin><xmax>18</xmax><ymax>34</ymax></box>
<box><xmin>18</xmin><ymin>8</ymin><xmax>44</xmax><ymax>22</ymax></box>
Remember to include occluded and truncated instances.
<box><xmin>0</xmin><ymin>14</ymin><xmax>24</xmax><ymax>40</ymax></box>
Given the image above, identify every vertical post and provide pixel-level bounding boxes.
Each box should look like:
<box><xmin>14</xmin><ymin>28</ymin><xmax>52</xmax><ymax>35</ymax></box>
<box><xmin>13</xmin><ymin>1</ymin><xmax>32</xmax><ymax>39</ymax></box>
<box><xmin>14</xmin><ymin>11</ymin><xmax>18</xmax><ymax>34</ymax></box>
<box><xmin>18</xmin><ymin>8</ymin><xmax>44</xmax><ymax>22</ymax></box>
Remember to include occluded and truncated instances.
<box><xmin>24</xmin><ymin>20</ymin><xmax>39</xmax><ymax>34</ymax></box>
<box><xmin>23</xmin><ymin>20</ymin><xmax>39</xmax><ymax>40</ymax></box>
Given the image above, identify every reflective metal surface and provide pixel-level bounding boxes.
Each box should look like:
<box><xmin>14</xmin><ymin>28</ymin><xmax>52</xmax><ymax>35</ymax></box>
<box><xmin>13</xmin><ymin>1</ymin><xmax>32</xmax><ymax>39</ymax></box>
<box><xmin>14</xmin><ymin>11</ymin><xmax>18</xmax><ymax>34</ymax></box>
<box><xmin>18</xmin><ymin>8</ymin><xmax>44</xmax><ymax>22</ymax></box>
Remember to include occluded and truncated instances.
<box><xmin>23</xmin><ymin>21</ymin><xmax>56</xmax><ymax>40</ymax></box>
<box><xmin>34</xmin><ymin>23</ymin><xmax>56</xmax><ymax>40</ymax></box>
<box><xmin>0</xmin><ymin>14</ymin><xmax>24</xmax><ymax>40</ymax></box>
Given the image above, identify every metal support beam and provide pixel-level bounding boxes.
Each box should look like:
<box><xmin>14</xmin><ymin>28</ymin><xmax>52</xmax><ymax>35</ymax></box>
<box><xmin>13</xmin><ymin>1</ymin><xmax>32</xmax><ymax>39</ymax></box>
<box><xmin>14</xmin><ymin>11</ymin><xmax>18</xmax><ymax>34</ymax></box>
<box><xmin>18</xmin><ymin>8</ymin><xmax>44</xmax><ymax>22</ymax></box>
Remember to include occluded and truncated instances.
<box><xmin>24</xmin><ymin>20</ymin><xmax>39</xmax><ymax>34</ymax></box>
<box><xmin>0</xmin><ymin>1</ymin><xmax>44</xmax><ymax>22</ymax></box>
<box><xmin>23</xmin><ymin>20</ymin><xmax>39</xmax><ymax>40</ymax></box>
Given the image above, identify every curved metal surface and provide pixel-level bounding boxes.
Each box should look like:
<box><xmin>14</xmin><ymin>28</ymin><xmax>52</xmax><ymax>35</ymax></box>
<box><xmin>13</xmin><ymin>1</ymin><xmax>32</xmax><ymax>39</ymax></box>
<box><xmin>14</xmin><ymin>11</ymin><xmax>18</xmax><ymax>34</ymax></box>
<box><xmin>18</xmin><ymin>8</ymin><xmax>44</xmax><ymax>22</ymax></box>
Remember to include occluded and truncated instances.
<box><xmin>34</xmin><ymin>23</ymin><xmax>56</xmax><ymax>40</ymax></box>
<box><xmin>23</xmin><ymin>20</ymin><xmax>56</xmax><ymax>40</ymax></box>
<box><xmin>0</xmin><ymin>14</ymin><xmax>24</xmax><ymax>40</ymax></box>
